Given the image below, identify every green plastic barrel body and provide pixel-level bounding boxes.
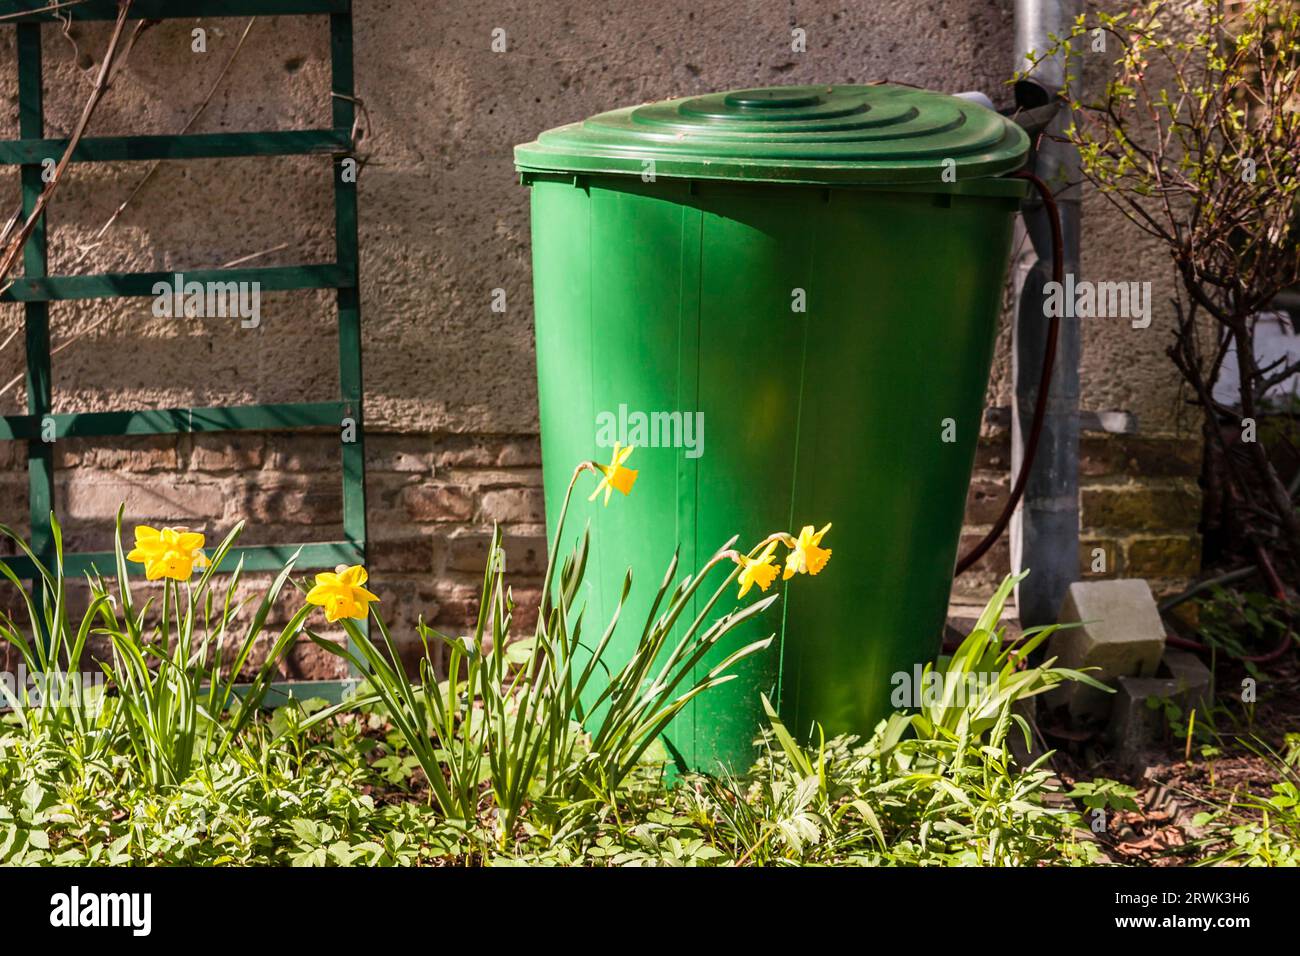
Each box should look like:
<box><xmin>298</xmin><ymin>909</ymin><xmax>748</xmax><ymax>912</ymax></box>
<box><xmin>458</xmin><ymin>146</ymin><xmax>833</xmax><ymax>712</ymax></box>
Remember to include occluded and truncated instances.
<box><xmin>518</xmin><ymin>86</ymin><xmax>1029</xmax><ymax>772</ymax></box>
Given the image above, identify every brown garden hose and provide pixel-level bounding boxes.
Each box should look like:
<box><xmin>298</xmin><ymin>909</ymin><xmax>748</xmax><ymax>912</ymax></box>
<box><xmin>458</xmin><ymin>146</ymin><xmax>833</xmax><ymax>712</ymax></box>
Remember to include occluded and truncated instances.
<box><xmin>954</xmin><ymin>169</ymin><xmax>1064</xmax><ymax>576</ymax></box>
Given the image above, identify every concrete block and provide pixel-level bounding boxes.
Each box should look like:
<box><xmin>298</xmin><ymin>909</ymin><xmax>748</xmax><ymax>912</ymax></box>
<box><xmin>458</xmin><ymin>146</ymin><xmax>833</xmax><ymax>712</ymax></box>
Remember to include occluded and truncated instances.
<box><xmin>1163</xmin><ymin>647</ymin><xmax>1215</xmax><ymax>705</ymax></box>
<box><xmin>1048</xmin><ymin>579</ymin><xmax>1166</xmax><ymax>722</ymax></box>
<box><xmin>1107</xmin><ymin>649</ymin><xmax>1214</xmax><ymax>765</ymax></box>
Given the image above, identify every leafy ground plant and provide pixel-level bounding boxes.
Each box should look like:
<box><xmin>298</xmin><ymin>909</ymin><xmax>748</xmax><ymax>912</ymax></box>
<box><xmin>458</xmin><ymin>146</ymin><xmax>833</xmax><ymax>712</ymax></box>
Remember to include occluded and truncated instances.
<box><xmin>687</xmin><ymin>573</ymin><xmax>1108</xmax><ymax>866</ymax></box>
<box><xmin>0</xmin><ymin>515</ymin><xmax>117</xmax><ymax>787</ymax></box>
<box><xmin>0</xmin><ymin>510</ymin><xmax>309</xmax><ymax>791</ymax></box>
<box><xmin>1188</xmin><ymin>736</ymin><xmax>1300</xmax><ymax>866</ymax></box>
<box><xmin>1</xmin><ymin>487</ymin><xmax>1285</xmax><ymax>866</ymax></box>
<box><xmin>303</xmin><ymin>450</ymin><xmax>816</xmax><ymax>846</ymax></box>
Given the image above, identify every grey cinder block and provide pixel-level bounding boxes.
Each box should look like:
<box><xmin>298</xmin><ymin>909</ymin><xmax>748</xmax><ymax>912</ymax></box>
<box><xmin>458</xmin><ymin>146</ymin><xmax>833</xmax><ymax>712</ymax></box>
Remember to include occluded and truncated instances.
<box><xmin>1047</xmin><ymin>579</ymin><xmax>1166</xmax><ymax>722</ymax></box>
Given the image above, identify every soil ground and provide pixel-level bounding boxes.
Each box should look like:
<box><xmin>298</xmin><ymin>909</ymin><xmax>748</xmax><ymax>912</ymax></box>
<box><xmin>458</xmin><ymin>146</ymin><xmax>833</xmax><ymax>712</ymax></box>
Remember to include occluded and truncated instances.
<box><xmin>949</xmin><ymin>598</ymin><xmax>1300</xmax><ymax>865</ymax></box>
<box><xmin>1051</xmin><ymin>654</ymin><xmax>1300</xmax><ymax>864</ymax></box>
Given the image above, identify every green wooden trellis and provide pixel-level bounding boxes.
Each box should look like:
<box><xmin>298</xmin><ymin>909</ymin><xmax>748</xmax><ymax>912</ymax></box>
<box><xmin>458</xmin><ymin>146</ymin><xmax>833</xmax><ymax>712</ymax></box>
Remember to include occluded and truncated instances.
<box><xmin>0</xmin><ymin>0</ymin><xmax>366</xmax><ymax>703</ymax></box>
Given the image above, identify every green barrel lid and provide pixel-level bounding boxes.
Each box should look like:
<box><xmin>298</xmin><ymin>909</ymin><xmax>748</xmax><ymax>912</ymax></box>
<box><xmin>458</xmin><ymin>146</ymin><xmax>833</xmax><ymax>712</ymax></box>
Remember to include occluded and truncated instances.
<box><xmin>515</xmin><ymin>84</ymin><xmax>1029</xmax><ymax>186</ymax></box>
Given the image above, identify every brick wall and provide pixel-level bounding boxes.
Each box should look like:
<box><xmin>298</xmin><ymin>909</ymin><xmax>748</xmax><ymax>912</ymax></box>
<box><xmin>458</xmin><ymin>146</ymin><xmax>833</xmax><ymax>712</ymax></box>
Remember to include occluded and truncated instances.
<box><xmin>954</xmin><ymin>415</ymin><xmax>1203</xmax><ymax>603</ymax></box>
<box><xmin>0</xmin><ymin>417</ymin><xmax>1201</xmax><ymax>680</ymax></box>
<box><xmin>0</xmin><ymin>432</ymin><xmax>547</xmax><ymax>680</ymax></box>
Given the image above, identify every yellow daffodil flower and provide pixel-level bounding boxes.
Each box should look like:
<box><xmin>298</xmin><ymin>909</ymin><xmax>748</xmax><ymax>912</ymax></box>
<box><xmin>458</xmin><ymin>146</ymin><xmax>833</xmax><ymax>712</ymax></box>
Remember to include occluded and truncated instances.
<box><xmin>306</xmin><ymin>564</ymin><xmax>379</xmax><ymax>622</ymax></box>
<box><xmin>783</xmin><ymin>523</ymin><xmax>832</xmax><ymax>580</ymax></box>
<box><xmin>589</xmin><ymin>442</ymin><xmax>638</xmax><ymax>505</ymax></box>
<box><xmin>126</xmin><ymin>526</ymin><xmax>209</xmax><ymax>581</ymax></box>
<box><xmin>737</xmin><ymin>540</ymin><xmax>780</xmax><ymax>598</ymax></box>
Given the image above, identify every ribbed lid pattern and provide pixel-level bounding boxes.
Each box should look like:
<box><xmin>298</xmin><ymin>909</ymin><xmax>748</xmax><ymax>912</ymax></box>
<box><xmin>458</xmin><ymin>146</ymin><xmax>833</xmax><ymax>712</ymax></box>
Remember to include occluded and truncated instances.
<box><xmin>515</xmin><ymin>84</ymin><xmax>1029</xmax><ymax>185</ymax></box>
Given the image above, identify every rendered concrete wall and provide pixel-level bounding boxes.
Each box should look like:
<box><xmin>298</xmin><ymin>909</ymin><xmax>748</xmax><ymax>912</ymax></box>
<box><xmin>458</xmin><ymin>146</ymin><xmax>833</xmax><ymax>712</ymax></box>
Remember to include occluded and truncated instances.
<box><xmin>0</xmin><ymin>2</ymin><xmax>1200</xmax><ymax>671</ymax></box>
